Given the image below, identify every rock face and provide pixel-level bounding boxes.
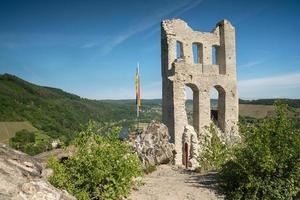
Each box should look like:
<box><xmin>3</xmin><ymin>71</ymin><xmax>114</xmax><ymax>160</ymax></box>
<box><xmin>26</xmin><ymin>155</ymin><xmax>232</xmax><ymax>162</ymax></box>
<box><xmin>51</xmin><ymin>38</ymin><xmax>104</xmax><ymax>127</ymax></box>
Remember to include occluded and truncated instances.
<box><xmin>129</xmin><ymin>122</ymin><xmax>175</xmax><ymax>169</ymax></box>
<box><xmin>0</xmin><ymin>143</ymin><xmax>76</xmax><ymax>200</ymax></box>
<box><xmin>34</xmin><ymin>145</ymin><xmax>77</xmax><ymax>164</ymax></box>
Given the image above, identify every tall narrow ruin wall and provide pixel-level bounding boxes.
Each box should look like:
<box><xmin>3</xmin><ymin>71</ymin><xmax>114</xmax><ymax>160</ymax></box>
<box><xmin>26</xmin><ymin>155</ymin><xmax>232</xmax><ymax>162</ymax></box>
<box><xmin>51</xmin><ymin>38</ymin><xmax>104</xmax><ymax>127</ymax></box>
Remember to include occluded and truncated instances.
<box><xmin>161</xmin><ymin>19</ymin><xmax>239</xmax><ymax>166</ymax></box>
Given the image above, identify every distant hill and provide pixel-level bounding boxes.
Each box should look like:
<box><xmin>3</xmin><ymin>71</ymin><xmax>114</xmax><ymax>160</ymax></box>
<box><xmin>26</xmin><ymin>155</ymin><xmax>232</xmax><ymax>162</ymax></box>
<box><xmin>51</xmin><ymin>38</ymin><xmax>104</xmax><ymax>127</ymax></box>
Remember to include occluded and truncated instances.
<box><xmin>1</xmin><ymin>73</ymin><xmax>299</xmax><ymax>144</ymax></box>
<box><xmin>0</xmin><ymin>121</ymin><xmax>38</xmax><ymax>144</ymax></box>
<box><xmin>239</xmin><ymin>99</ymin><xmax>300</xmax><ymax>108</ymax></box>
<box><xmin>0</xmin><ymin>74</ymin><xmax>145</xmax><ymax>142</ymax></box>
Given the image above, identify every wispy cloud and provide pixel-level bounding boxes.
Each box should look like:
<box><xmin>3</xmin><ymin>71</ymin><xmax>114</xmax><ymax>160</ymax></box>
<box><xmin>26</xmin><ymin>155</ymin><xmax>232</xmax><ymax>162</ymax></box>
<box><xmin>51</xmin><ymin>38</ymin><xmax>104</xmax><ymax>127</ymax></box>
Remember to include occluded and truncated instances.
<box><xmin>81</xmin><ymin>42</ymin><xmax>98</xmax><ymax>49</ymax></box>
<box><xmin>173</xmin><ymin>0</ymin><xmax>204</xmax><ymax>17</ymax></box>
<box><xmin>239</xmin><ymin>58</ymin><xmax>268</xmax><ymax>68</ymax></box>
<box><xmin>100</xmin><ymin>0</ymin><xmax>202</xmax><ymax>55</ymax></box>
<box><xmin>239</xmin><ymin>73</ymin><xmax>300</xmax><ymax>88</ymax></box>
<box><xmin>238</xmin><ymin>73</ymin><xmax>300</xmax><ymax>99</ymax></box>
<box><xmin>0</xmin><ymin>33</ymin><xmax>105</xmax><ymax>49</ymax></box>
<box><xmin>234</xmin><ymin>6</ymin><xmax>266</xmax><ymax>25</ymax></box>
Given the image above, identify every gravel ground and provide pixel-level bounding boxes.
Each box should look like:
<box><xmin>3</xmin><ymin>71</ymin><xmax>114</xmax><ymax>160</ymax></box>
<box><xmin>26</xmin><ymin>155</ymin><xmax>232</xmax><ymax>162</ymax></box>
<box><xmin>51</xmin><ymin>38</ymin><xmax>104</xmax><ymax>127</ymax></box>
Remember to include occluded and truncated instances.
<box><xmin>127</xmin><ymin>165</ymin><xmax>224</xmax><ymax>200</ymax></box>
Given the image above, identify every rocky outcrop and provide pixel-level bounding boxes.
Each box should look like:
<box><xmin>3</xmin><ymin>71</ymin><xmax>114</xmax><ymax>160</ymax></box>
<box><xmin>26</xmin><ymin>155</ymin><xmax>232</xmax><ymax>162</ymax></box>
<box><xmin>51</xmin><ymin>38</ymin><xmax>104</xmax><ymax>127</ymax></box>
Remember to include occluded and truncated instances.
<box><xmin>0</xmin><ymin>143</ymin><xmax>76</xmax><ymax>200</ymax></box>
<box><xmin>34</xmin><ymin>145</ymin><xmax>77</xmax><ymax>164</ymax></box>
<box><xmin>129</xmin><ymin>122</ymin><xmax>175</xmax><ymax>169</ymax></box>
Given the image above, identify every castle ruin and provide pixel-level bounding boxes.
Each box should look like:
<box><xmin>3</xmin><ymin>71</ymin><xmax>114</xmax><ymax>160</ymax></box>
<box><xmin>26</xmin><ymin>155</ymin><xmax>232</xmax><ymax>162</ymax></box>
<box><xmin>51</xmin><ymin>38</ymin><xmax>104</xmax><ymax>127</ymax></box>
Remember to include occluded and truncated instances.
<box><xmin>161</xmin><ymin>19</ymin><xmax>239</xmax><ymax>167</ymax></box>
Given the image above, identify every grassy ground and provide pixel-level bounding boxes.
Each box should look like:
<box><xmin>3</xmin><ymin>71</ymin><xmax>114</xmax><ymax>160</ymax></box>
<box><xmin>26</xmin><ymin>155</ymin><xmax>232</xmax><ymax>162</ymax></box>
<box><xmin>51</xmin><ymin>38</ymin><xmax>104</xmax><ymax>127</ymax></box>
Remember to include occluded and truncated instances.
<box><xmin>239</xmin><ymin>104</ymin><xmax>295</xmax><ymax>118</ymax></box>
<box><xmin>239</xmin><ymin>104</ymin><xmax>275</xmax><ymax>119</ymax></box>
<box><xmin>0</xmin><ymin>121</ymin><xmax>38</xmax><ymax>144</ymax></box>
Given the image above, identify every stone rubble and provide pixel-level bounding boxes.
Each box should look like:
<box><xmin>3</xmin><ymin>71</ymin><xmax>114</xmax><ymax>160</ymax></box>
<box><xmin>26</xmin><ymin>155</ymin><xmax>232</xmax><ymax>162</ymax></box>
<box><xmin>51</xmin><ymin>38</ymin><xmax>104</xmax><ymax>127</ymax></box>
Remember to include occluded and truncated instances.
<box><xmin>0</xmin><ymin>143</ymin><xmax>76</xmax><ymax>200</ymax></box>
<box><xmin>129</xmin><ymin>121</ymin><xmax>175</xmax><ymax>169</ymax></box>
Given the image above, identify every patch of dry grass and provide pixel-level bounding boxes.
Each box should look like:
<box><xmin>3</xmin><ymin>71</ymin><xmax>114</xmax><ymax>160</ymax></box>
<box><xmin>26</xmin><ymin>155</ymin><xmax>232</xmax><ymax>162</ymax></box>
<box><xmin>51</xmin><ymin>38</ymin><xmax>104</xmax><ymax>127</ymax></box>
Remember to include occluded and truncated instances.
<box><xmin>0</xmin><ymin>122</ymin><xmax>38</xmax><ymax>144</ymax></box>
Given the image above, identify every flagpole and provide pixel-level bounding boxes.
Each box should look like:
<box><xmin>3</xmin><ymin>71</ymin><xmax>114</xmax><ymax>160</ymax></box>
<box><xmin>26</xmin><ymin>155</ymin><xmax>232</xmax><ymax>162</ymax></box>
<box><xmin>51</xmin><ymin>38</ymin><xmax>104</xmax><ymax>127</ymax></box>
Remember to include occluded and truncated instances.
<box><xmin>136</xmin><ymin>62</ymin><xmax>140</xmax><ymax>130</ymax></box>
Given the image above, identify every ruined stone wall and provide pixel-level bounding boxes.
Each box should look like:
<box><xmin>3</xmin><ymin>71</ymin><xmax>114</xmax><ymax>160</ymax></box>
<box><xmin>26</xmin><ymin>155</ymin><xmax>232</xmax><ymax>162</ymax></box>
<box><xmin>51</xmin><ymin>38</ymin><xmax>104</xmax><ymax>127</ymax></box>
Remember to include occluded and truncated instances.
<box><xmin>161</xmin><ymin>19</ymin><xmax>239</xmax><ymax>166</ymax></box>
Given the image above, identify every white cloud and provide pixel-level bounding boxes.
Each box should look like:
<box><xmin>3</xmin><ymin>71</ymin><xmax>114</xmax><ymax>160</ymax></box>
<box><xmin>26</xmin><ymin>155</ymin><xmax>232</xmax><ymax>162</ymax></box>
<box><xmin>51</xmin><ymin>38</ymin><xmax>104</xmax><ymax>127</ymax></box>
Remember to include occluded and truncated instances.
<box><xmin>239</xmin><ymin>73</ymin><xmax>300</xmax><ymax>88</ymax></box>
<box><xmin>100</xmin><ymin>0</ymin><xmax>202</xmax><ymax>55</ymax></box>
<box><xmin>81</xmin><ymin>42</ymin><xmax>98</xmax><ymax>49</ymax></box>
<box><xmin>238</xmin><ymin>73</ymin><xmax>300</xmax><ymax>99</ymax></box>
<box><xmin>239</xmin><ymin>60</ymin><xmax>263</xmax><ymax>68</ymax></box>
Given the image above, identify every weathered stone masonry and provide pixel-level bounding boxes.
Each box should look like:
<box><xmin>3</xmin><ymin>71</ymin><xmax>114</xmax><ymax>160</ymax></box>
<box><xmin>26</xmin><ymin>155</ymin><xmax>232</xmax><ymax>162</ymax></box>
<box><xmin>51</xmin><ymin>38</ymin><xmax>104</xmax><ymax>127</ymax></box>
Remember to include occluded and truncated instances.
<box><xmin>161</xmin><ymin>19</ymin><xmax>239</xmax><ymax>166</ymax></box>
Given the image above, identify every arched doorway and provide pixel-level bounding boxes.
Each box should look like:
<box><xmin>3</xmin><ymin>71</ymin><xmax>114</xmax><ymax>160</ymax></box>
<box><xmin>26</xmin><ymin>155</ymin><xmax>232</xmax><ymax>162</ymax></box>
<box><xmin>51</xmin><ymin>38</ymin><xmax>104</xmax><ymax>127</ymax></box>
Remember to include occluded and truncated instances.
<box><xmin>183</xmin><ymin>143</ymin><xmax>189</xmax><ymax>169</ymax></box>
<box><xmin>185</xmin><ymin>83</ymin><xmax>199</xmax><ymax>133</ymax></box>
<box><xmin>210</xmin><ymin>85</ymin><xmax>226</xmax><ymax>132</ymax></box>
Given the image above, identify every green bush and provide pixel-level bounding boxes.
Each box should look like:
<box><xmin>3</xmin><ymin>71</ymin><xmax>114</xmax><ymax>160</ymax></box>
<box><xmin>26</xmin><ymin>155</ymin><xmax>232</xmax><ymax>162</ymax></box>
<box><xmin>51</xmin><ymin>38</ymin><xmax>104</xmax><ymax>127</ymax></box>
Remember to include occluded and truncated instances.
<box><xmin>198</xmin><ymin>124</ymin><xmax>234</xmax><ymax>171</ymax></box>
<box><xmin>218</xmin><ymin>102</ymin><xmax>300</xmax><ymax>199</ymax></box>
<box><xmin>47</xmin><ymin>121</ymin><xmax>143</xmax><ymax>200</ymax></box>
<box><xmin>9</xmin><ymin>129</ymin><xmax>51</xmax><ymax>155</ymax></box>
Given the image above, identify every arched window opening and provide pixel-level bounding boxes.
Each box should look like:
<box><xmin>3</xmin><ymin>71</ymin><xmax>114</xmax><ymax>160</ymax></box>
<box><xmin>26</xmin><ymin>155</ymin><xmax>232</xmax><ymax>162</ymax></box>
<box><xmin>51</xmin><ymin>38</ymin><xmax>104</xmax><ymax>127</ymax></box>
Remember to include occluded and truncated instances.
<box><xmin>210</xmin><ymin>87</ymin><xmax>218</xmax><ymax>123</ymax></box>
<box><xmin>185</xmin><ymin>85</ymin><xmax>193</xmax><ymax>126</ymax></box>
<box><xmin>210</xmin><ymin>85</ymin><xmax>225</xmax><ymax>131</ymax></box>
<box><xmin>192</xmin><ymin>43</ymin><xmax>203</xmax><ymax>64</ymax></box>
<box><xmin>176</xmin><ymin>41</ymin><xmax>184</xmax><ymax>59</ymax></box>
<box><xmin>185</xmin><ymin>84</ymin><xmax>199</xmax><ymax>132</ymax></box>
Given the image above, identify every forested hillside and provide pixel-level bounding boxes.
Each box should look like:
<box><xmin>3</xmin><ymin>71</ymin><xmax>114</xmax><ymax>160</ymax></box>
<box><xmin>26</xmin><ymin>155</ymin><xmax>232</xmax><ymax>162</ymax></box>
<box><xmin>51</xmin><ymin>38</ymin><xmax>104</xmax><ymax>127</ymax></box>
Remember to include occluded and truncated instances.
<box><xmin>239</xmin><ymin>98</ymin><xmax>300</xmax><ymax>108</ymax></box>
<box><xmin>0</xmin><ymin>74</ymin><xmax>157</xmax><ymax>143</ymax></box>
<box><xmin>1</xmin><ymin>73</ymin><xmax>299</xmax><ymax>149</ymax></box>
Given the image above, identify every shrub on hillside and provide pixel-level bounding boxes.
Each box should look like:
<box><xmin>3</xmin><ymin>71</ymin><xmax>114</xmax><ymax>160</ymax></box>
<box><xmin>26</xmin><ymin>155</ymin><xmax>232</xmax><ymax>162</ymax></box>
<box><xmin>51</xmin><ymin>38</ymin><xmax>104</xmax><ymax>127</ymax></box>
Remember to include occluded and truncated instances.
<box><xmin>9</xmin><ymin>129</ymin><xmax>51</xmax><ymax>155</ymax></box>
<box><xmin>218</xmin><ymin>102</ymin><xmax>300</xmax><ymax>199</ymax></box>
<box><xmin>47</xmin><ymin>121</ymin><xmax>143</xmax><ymax>200</ymax></box>
<box><xmin>197</xmin><ymin>124</ymin><xmax>235</xmax><ymax>171</ymax></box>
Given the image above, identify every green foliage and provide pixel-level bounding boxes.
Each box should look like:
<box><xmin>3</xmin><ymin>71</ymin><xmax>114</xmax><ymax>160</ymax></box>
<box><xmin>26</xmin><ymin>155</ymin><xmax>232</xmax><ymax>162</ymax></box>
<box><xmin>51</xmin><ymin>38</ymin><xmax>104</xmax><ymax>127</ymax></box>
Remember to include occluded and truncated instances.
<box><xmin>0</xmin><ymin>74</ymin><xmax>162</xmax><ymax>144</ymax></box>
<box><xmin>47</xmin><ymin>122</ymin><xmax>143</xmax><ymax>200</ymax></box>
<box><xmin>9</xmin><ymin>129</ymin><xmax>51</xmax><ymax>155</ymax></box>
<box><xmin>198</xmin><ymin>124</ymin><xmax>234</xmax><ymax>171</ymax></box>
<box><xmin>218</xmin><ymin>102</ymin><xmax>300</xmax><ymax>199</ymax></box>
<box><xmin>239</xmin><ymin>116</ymin><xmax>261</xmax><ymax>125</ymax></box>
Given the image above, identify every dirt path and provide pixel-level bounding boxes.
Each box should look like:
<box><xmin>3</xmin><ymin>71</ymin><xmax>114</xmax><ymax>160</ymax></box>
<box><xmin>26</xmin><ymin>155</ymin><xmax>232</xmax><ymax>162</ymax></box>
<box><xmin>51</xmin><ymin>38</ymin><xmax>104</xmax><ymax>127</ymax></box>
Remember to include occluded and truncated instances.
<box><xmin>127</xmin><ymin>165</ymin><xmax>224</xmax><ymax>200</ymax></box>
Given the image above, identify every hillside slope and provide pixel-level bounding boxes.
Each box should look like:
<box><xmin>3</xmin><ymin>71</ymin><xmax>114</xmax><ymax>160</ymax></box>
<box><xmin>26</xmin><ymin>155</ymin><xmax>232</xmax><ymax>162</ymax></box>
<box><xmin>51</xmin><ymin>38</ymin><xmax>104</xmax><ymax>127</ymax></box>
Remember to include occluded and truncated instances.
<box><xmin>0</xmin><ymin>121</ymin><xmax>38</xmax><ymax>144</ymax></box>
<box><xmin>0</xmin><ymin>74</ymin><xmax>139</xmax><ymax>142</ymax></box>
<box><xmin>1</xmin><ymin>73</ymin><xmax>298</xmax><ymax>144</ymax></box>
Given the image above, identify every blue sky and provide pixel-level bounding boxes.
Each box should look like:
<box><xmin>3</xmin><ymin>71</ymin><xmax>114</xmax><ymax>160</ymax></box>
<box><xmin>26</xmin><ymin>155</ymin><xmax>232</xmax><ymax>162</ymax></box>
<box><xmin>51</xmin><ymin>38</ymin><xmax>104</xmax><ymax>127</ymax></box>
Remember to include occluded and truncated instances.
<box><xmin>0</xmin><ymin>0</ymin><xmax>300</xmax><ymax>99</ymax></box>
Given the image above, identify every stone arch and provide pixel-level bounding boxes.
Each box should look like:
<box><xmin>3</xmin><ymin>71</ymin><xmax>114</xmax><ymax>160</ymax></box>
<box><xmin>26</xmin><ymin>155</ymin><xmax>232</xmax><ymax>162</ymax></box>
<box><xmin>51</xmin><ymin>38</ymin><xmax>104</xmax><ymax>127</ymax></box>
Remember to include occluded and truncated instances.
<box><xmin>210</xmin><ymin>85</ymin><xmax>226</xmax><ymax>132</ymax></box>
<box><xmin>184</xmin><ymin>83</ymin><xmax>200</xmax><ymax>132</ymax></box>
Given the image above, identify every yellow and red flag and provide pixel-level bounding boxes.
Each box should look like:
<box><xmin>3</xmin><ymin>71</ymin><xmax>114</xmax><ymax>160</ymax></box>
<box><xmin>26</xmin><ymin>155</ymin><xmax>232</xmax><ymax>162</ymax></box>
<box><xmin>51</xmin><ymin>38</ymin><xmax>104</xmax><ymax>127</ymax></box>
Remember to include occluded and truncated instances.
<box><xmin>135</xmin><ymin>63</ymin><xmax>141</xmax><ymax>117</ymax></box>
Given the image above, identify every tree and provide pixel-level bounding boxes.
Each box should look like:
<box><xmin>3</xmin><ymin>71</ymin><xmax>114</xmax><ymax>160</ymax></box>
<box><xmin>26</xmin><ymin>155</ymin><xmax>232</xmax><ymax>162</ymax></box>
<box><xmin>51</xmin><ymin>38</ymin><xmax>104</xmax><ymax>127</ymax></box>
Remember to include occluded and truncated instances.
<box><xmin>47</xmin><ymin>121</ymin><xmax>143</xmax><ymax>200</ymax></box>
<box><xmin>218</xmin><ymin>102</ymin><xmax>300</xmax><ymax>199</ymax></box>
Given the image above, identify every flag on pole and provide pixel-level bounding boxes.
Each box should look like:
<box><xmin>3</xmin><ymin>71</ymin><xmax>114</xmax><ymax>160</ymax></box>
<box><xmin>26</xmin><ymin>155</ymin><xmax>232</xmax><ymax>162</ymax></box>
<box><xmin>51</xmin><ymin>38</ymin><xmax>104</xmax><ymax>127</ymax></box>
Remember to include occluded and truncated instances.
<box><xmin>135</xmin><ymin>63</ymin><xmax>141</xmax><ymax>118</ymax></box>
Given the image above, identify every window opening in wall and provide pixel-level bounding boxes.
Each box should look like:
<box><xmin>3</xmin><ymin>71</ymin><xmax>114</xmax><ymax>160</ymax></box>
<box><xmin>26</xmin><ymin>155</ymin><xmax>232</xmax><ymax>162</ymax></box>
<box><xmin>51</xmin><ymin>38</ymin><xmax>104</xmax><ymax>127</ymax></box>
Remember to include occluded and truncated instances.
<box><xmin>192</xmin><ymin>43</ymin><xmax>203</xmax><ymax>64</ymax></box>
<box><xmin>212</xmin><ymin>46</ymin><xmax>217</xmax><ymax>65</ymax></box>
<box><xmin>210</xmin><ymin>87</ymin><xmax>218</xmax><ymax>123</ymax></box>
<box><xmin>176</xmin><ymin>41</ymin><xmax>184</xmax><ymax>59</ymax></box>
<box><xmin>185</xmin><ymin>85</ymin><xmax>193</xmax><ymax>126</ymax></box>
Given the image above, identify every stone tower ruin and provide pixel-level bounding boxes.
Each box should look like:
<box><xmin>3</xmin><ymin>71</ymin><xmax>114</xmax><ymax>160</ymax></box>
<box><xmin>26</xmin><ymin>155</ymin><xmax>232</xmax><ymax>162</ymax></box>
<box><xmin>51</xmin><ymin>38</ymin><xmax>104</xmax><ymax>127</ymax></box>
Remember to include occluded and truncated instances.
<box><xmin>161</xmin><ymin>19</ymin><xmax>239</xmax><ymax>166</ymax></box>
